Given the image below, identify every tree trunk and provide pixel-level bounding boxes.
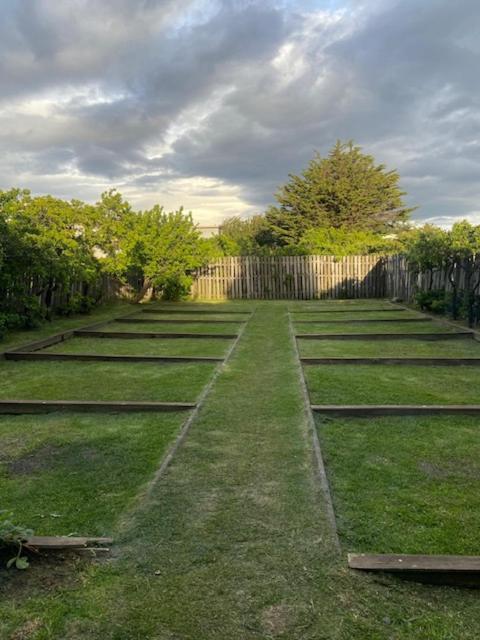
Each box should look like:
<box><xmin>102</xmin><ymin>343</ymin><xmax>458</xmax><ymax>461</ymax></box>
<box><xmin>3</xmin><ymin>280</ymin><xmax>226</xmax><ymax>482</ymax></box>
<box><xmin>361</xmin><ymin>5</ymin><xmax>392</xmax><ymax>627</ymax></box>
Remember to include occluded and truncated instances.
<box><xmin>133</xmin><ymin>277</ymin><xmax>153</xmax><ymax>303</ymax></box>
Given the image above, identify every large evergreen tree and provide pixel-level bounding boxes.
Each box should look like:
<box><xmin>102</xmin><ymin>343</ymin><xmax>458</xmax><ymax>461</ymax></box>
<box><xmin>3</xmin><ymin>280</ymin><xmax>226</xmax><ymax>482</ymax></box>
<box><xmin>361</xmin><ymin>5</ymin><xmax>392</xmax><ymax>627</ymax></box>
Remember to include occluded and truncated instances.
<box><xmin>266</xmin><ymin>141</ymin><xmax>414</xmax><ymax>245</ymax></box>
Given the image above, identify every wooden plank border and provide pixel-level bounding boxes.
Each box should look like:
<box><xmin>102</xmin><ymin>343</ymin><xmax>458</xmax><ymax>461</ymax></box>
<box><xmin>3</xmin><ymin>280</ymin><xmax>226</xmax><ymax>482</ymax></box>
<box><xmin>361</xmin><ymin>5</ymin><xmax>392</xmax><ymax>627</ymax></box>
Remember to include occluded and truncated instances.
<box><xmin>5</xmin><ymin>352</ymin><xmax>223</xmax><ymax>364</ymax></box>
<box><xmin>348</xmin><ymin>553</ymin><xmax>480</xmax><ymax>587</ymax></box>
<box><xmin>301</xmin><ymin>357</ymin><xmax>480</xmax><ymax>366</ymax></box>
<box><xmin>296</xmin><ymin>332</ymin><xmax>473</xmax><ymax>341</ymax></box>
<box><xmin>311</xmin><ymin>404</ymin><xmax>480</xmax><ymax>416</ymax></box>
<box><xmin>287</xmin><ymin>311</ymin><xmax>341</xmax><ymax>553</ymax></box>
<box><xmin>3</xmin><ymin>314</ymin><xmax>132</xmax><ymax>355</ymax></box>
<box><xmin>141</xmin><ymin>308</ymin><xmax>251</xmax><ymax>315</ymax></box>
<box><xmin>294</xmin><ymin>317</ymin><xmax>432</xmax><ymax>324</ymax></box>
<box><xmin>292</xmin><ymin>307</ymin><xmax>405</xmax><ymax>314</ymax></box>
<box><xmin>0</xmin><ymin>400</ymin><xmax>195</xmax><ymax>414</ymax></box>
<box><xmin>115</xmin><ymin>317</ymin><xmax>244</xmax><ymax>325</ymax></box>
<box><xmin>74</xmin><ymin>330</ymin><xmax>237</xmax><ymax>340</ymax></box>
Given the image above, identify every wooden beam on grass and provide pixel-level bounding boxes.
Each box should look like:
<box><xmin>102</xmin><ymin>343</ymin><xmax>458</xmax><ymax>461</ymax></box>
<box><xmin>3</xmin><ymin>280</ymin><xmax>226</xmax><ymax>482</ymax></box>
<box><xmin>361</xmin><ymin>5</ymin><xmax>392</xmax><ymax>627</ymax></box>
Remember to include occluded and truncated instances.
<box><xmin>296</xmin><ymin>332</ymin><xmax>474</xmax><ymax>341</ymax></box>
<box><xmin>0</xmin><ymin>400</ymin><xmax>195</xmax><ymax>414</ymax></box>
<box><xmin>311</xmin><ymin>404</ymin><xmax>480</xmax><ymax>416</ymax></box>
<box><xmin>25</xmin><ymin>536</ymin><xmax>113</xmax><ymax>550</ymax></box>
<box><xmin>5</xmin><ymin>331</ymin><xmax>75</xmax><ymax>354</ymax></box>
<box><xmin>292</xmin><ymin>308</ymin><xmax>406</xmax><ymax>314</ymax></box>
<box><xmin>6</xmin><ymin>352</ymin><xmax>223</xmax><ymax>364</ymax></box>
<box><xmin>294</xmin><ymin>317</ymin><xmax>431</xmax><ymax>324</ymax></box>
<box><xmin>75</xmin><ymin>330</ymin><xmax>237</xmax><ymax>340</ymax></box>
<box><xmin>115</xmin><ymin>317</ymin><xmax>243</xmax><ymax>325</ymax></box>
<box><xmin>3</xmin><ymin>316</ymin><xmax>121</xmax><ymax>355</ymax></box>
<box><xmin>301</xmin><ymin>357</ymin><xmax>480</xmax><ymax>366</ymax></box>
<box><xmin>141</xmin><ymin>308</ymin><xmax>250</xmax><ymax>315</ymax></box>
<box><xmin>348</xmin><ymin>553</ymin><xmax>480</xmax><ymax>587</ymax></box>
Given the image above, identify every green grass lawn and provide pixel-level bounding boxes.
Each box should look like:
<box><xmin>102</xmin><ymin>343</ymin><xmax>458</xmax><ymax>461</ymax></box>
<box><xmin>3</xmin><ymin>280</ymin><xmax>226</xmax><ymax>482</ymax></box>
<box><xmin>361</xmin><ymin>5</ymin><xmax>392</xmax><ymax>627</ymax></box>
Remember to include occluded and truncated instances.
<box><xmin>0</xmin><ymin>301</ymin><xmax>134</xmax><ymax>350</ymax></box>
<box><xmin>2</xmin><ymin>300</ymin><xmax>480</xmax><ymax>640</ymax></box>
<box><xmin>0</xmin><ymin>360</ymin><xmax>215</xmax><ymax>402</ymax></box>
<box><xmin>318</xmin><ymin>415</ymin><xmax>480</xmax><ymax>554</ymax></box>
<box><xmin>298</xmin><ymin>336</ymin><xmax>480</xmax><ymax>357</ymax></box>
<box><xmin>97</xmin><ymin>320</ymin><xmax>242</xmax><ymax>334</ymax></box>
<box><xmin>305</xmin><ymin>364</ymin><xmax>480</xmax><ymax>404</ymax></box>
<box><xmin>0</xmin><ymin>412</ymin><xmax>186</xmax><ymax>536</ymax></box>
<box><xmin>44</xmin><ymin>336</ymin><xmax>230</xmax><ymax>357</ymax></box>
<box><xmin>294</xmin><ymin>320</ymin><xmax>456</xmax><ymax>333</ymax></box>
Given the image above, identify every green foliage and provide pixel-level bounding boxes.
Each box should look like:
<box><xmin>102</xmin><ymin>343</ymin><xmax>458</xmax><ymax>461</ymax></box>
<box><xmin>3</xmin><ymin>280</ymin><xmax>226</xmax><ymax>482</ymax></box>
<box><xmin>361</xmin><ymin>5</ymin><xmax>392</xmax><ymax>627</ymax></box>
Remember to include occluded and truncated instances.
<box><xmin>405</xmin><ymin>221</ymin><xmax>480</xmax><ymax>325</ymax></box>
<box><xmin>0</xmin><ymin>187</ymin><xmax>216</xmax><ymax>333</ymax></box>
<box><xmin>403</xmin><ymin>225</ymin><xmax>450</xmax><ymax>278</ymax></box>
<box><xmin>0</xmin><ymin>188</ymin><xmax>99</xmax><ymax>331</ymax></box>
<box><xmin>216</xmin><ymin>216</ymin><xmax>276</xmax><ymax>255</ymax></box>
<box><xmin>266</xmin><ymin>140</ymin><xmax>414</xmax><ymax>245</ymax></box>
<box><xmin>415</xmin><ymin>289</ymin><xmax>450</xmax><ymax>314</ymax></box>
<box><xmin>91</xmin><ymin>198</ymin><xmax>213</xmax><ymax>300</ymax></box>
<box><xmin>56</xmin><ymin>294</ymin><xmax>96</xmax><ymax>316</ymax></box>
<box><xmin>298</xmin><ymin>227</ymin><xmax>401</xmax><ymax>257</ymax></box>
<box><xmin>0</xmin><ymin>511</ymin><xmax>33</xmax><ymax>570</ymax></box>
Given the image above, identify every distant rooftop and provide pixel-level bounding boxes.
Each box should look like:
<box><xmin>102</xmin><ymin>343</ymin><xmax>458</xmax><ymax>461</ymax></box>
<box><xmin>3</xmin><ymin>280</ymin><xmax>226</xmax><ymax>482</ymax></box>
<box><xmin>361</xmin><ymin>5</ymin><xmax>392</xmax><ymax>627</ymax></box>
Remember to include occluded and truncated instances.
<box><xmin>198</xmin><ymin>225</ymin><xmax>219</xmax><ymax>238</ymax></box>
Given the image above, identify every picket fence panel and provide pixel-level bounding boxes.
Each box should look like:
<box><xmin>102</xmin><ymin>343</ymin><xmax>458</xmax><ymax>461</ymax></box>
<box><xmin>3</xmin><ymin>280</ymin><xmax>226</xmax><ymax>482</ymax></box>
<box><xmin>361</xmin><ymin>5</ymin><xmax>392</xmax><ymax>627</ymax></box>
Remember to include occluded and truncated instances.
<box><xmin>191</xmin><ymin>255</ymin><xmax>387</xmax><ymax>300</ymax></box>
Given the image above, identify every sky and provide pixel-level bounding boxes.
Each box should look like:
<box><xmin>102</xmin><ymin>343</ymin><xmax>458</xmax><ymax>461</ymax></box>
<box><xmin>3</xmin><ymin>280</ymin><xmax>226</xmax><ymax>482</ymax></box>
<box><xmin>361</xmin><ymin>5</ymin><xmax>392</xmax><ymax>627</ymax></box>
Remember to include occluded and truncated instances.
<box><xmin>0</xmin><ymin>0</ymin><xmax>479</xmax><ymax>227</ymax></box>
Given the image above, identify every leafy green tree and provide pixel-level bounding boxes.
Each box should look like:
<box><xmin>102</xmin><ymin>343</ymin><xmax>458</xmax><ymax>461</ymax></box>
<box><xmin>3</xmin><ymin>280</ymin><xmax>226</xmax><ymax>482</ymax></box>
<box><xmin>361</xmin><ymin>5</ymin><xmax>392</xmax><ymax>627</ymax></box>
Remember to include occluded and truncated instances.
<box><xmin>92</xmin><ymin>197</ymin><xmax>212</xmax><ymax>300</ymax></box>
<box><xmin>217</xmin><ymin>216</ymin><xmax>275</xmax><ymax>256</ymax></box>
<box><xmin>298</xmin><ymin>227</ymin><xmax>401</xmax><ymax>257</ymax></box>
<box><xmin>0</xmin><ymin>189</ymin><xmax>98</xmax><ymax>324</ymax></box>
<box><xmin>404</xmin><ymin>222</ymin><xmax>480</xmax><ymax>324</ymax></box>
<box><xmin>403</xmin><ymin>225</ymin><xmax>451</xmax><ymax>290</ymax></box>
<box><xmin>449</xmin><ymin>221</ymin><xmax>480</xmax><ymax>324</ymax></box>
<box><xmin>266</xmin><ymin>141</ymin><xmax>414</xmax><ymax>245</ymax></box>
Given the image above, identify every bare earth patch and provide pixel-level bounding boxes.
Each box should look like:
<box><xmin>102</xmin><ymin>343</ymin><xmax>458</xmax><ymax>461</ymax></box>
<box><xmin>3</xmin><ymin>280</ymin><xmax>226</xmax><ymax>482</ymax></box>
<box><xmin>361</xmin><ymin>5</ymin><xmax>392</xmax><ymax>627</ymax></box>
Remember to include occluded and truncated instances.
<box><xmin>261</xmin><ymin>603</ymin><xmax>293</xmax><ymax>637</ymax></box>
<box><xmin>6</xmin><ymin>444</ymin><xmax>100</xmax><ymax>476</ymax></box>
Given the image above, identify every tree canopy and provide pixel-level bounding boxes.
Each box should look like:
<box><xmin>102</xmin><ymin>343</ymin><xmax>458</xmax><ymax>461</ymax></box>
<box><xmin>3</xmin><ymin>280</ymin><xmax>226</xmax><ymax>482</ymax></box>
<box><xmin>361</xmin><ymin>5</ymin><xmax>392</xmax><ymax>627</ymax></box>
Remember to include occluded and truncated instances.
<box><xmin>265</xmin><ymin>141</ymin><xmax>414</xmax><ymax>245</ymax></box>
<box><xmin>0</xmin><ymin>188</ymin><xmax>214</xmax><ymax>335</ymax></box>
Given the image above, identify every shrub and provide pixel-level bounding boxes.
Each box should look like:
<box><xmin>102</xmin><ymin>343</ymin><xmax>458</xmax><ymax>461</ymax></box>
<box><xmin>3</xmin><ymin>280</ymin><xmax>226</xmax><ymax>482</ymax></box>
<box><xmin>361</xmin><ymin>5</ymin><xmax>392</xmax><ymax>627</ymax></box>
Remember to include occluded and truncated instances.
<box><xmin>56</xmin><ymin>294</ymin><xmax>96</xmax><ymax>316</ymax></box>
<box><xmin>0</xmin><ymin>313</ymin><xmax>6</xmax><ymax>340</ymax></box>
<box><xmin>415</xmin><ymin>289</ymin><xmax>449</xmax><ymax>314</ymax></box>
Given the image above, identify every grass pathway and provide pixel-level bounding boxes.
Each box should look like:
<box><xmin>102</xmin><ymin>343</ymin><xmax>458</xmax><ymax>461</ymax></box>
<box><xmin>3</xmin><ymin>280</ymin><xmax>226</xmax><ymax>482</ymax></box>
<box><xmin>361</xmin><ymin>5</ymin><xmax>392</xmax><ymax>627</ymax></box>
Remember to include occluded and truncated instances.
<box><xmin>3</xmin><ymin>301</ymin><xmax>480</xmax><ymax>638</ymax></box>
<box><xmin>85</xmin><ymin>301</ymin><xmax>340</xmax><ymax>638</ymax></box>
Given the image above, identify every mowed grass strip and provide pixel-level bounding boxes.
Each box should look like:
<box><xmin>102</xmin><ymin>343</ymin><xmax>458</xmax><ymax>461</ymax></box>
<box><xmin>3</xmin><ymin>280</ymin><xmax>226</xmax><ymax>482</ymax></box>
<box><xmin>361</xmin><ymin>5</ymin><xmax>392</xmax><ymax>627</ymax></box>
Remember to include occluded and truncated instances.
<box><xmin>295</xmin><ymin>320</ymin><xmax>456</xmax><ymax>334</ymax></box>
<box><xmin>318</xmin><ymin>415</ymin><xmax>480</xmax><ymax>555</ymax></box>
<box><xmin>0</xmin><ymin>360</ymin><xmax>215</xmax><ymax>402</ymax></box>
<box><xmin>299</xmin><ymin>337</ymin><xmax>480</xmax><ymax>358</ymax></box>
<box><xmin>44</xmin><ymin>336</ymin><xmax>230</xmax><ymax>358</ymax></box>
<box><xmin>0</xmin><ymin>412</ymin><xmax>187</xmax><ymax>536</ymax></box>
<box><xmin>305</xmin><ymin>364</ymin><xmax>480</xmax><ymax>404</ymax></box>
<box><xmin>99</xmin><ymin>320</ymin><xmax>242</xmax><ymax>334</ymax></box>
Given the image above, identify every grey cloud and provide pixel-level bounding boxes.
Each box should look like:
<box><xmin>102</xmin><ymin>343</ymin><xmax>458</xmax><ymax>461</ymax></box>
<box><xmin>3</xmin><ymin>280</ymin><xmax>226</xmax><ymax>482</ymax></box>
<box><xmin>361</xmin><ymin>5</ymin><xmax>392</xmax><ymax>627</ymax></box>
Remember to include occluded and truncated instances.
<box><xmin>0</xmin><ymin>0</ymin><xmax>479</xmax><ymax>222</ymax></box>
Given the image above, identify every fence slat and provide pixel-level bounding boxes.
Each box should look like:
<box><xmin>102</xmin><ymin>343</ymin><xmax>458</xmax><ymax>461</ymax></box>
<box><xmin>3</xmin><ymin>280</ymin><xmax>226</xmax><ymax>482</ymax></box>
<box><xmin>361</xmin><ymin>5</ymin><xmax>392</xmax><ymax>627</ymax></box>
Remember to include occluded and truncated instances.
<box><xmin>192</xmin><ymin>256</ymin><xmax>389</xmax><ymax>300</ymax></box>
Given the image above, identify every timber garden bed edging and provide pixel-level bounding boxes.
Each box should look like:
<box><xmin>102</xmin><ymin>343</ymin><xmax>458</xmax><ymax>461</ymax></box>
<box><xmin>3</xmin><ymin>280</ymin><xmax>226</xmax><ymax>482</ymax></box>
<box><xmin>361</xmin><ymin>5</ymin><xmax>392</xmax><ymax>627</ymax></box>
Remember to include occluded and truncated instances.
<box><xmin>301</xmin><ymin>357</ymin><xmax>480</xmax><ymax>366</ymax></box>
<box><xmin>348</xmin><ymin>553</ymin><xmax>480</xmax><ymax>588</ymax></box>
<box><xmin>292</xmin><ymin>300</ymin><xmax>480</xmax><ymax>587</ymax></box>
<box><xmin>0</xmin><ymin>400</ymin><xmax>197</xmax><ymax>414</ymax></box>
<box><xmin>5</xmin><ymin>352</ymin><xmax>224</xmax><ymax>364</ymax></box>
<box><xmin>74</xmin><ymin>330</ymin><xmax>238</xmax><ymax>340</ymax></box>
<box><xmin>296</xmin><ymin>331</ymin><xmax>474</xmax><ymax>341</ymax></box>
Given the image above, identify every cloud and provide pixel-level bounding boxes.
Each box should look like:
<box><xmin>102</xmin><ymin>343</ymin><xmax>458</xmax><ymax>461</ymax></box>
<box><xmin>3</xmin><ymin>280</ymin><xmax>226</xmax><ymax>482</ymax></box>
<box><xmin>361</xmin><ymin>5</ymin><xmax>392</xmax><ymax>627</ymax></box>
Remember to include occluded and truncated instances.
<box><xmin>0</xmin><ymin>0</ymin><xmax>479</xmax><ymax>224</ymax></box>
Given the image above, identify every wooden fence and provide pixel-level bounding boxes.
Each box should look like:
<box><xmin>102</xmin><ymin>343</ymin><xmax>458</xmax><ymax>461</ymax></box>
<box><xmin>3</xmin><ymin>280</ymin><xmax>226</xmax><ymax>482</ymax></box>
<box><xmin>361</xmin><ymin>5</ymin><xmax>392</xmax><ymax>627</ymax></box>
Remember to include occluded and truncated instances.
<box><xmin>385</xmin><ymin>255</ymin><xmax>480</xmax><ymax>303</ymax></box>
<box><xmin>191</xmin><ymin>256</ymin><xmax>387</xmax><ymax>300</ymax></box>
